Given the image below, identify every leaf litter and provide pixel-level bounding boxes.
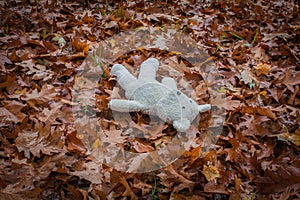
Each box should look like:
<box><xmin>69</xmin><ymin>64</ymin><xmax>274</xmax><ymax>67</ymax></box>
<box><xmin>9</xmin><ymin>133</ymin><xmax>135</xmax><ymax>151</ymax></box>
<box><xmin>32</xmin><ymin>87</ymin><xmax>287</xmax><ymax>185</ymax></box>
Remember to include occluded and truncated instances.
<box><xmin>0</xmin><ymin>0</ymin><xmax>299</xmax><ymax>199</ymax></box>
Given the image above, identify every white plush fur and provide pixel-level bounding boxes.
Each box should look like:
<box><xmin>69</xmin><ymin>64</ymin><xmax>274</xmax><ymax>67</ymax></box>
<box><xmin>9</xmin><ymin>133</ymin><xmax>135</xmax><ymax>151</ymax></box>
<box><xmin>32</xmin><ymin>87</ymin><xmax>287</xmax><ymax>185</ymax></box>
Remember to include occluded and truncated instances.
<box><xmin>109</xmin><ymin>58</ymin><xmax>211</xmax><ymax>132</ymax></box>
<box><xmin>138</xmin><ymin>58</ymin><xmax>159</xmax><ymax>80</ymax></box>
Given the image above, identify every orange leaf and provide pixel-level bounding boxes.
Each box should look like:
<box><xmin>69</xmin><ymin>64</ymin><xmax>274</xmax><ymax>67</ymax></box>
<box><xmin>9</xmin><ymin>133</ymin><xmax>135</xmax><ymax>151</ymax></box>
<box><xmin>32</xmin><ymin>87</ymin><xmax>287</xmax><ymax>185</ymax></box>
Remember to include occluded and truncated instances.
<box><xmin>66</xmin><ymin>131</ymin><xmax>87</xmax><ymax>153</ymax></box>
<box><xmin>183</xmin><ymin>146</ymin><xmax>202</xmax><ymax>162</ymax></box>
<box><xmin>254</xmin><ymin>63</ymin><xmax>271</xmax><ymax>76</ymax></box>
<box><xmin>71</xmin><ymin>36</ymin><xmax>90</xmax><ymax>53</ymax></box>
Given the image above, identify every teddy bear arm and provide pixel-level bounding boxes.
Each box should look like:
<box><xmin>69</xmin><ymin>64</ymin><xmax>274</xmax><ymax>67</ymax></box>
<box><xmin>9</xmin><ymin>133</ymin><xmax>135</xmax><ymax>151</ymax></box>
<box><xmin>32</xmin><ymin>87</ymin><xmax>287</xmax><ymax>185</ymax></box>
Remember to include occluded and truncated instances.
<box><xmin>109</xmin><ymin>99</ymin><xmax>147</xmax><ymax>112</ymax></box>
<box><xmin>111</xmin><ymin>64</ymin><xmax>138</xmax><ymax>92</ymax></box>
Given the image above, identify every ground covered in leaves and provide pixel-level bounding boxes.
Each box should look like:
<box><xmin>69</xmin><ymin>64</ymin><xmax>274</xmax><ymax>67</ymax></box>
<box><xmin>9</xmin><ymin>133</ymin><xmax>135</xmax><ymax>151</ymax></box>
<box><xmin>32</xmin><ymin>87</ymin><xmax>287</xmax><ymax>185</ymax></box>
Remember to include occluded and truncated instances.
<box><xmin>0</xmin><ymin>0</ymin><xmax>300</xmax><ymax>199</ymax></box>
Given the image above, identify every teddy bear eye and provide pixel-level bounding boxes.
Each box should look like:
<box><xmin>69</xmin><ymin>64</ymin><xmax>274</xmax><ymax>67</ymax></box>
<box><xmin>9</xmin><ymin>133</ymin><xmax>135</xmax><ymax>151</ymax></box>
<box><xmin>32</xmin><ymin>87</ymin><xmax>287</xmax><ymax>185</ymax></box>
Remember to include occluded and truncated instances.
<box><xmin>177</xmin><ymin>91</ymin><xmax>181</xmax><ymax>95</ymax></box>
<box><xmin>182</xmin><ymin>106</ymin><xmax>185</xmax><ymax>109</ymax></box>
<box><xmin>190</xmin><ymin>100</ymin><xmax>193</xmax><ymax>103</ymax></box>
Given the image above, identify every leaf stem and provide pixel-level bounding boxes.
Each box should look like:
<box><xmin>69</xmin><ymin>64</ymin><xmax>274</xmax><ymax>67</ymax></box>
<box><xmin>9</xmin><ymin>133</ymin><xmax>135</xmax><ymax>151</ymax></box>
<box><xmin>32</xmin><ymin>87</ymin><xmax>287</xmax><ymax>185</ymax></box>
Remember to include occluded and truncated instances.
<box><xmin>225</xmin><ymin>30</ymin><xmax>243</xmax><ymax>40</ymax></box>
<box><xmin>252</xmin><ymin>27</ymin><xmax>259</xmax><ymax>44</ymax></box>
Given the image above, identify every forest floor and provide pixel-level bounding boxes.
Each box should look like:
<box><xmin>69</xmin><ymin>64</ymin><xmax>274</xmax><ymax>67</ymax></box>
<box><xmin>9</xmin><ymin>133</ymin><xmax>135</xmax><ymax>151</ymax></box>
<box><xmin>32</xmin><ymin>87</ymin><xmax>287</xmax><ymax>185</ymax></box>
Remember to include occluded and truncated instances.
<box><xmin>0</xmin><ymin>0</ymin><xmax>299</xmax><ymax>199</ymax></box>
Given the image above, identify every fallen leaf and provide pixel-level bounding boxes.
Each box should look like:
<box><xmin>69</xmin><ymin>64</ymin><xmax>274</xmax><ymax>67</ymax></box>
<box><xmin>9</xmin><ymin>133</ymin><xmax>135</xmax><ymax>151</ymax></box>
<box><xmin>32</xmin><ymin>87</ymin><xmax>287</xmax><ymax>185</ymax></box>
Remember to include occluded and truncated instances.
<box><xmin>70</xmin><ymin>161</ymin><xmax>103</xmax><ymax>184</ymax></box>
<box><xmin>15</xmin><ymin>123</ymin><xmax>64</xmax><ymax>158</ymax></box>
<box><xmin>0</xmin><ymin>55</ymin><xmax>12</xmax><ymax>72</ymax></box>
<box><xmin>119</xmin><ymin>176</ymin><xmax>138</xmax><ymax>199</ymax></box>
<box><xmin>0</xmin><ymin>100</ymin><xmax>26</xmax><ymax>123</ymax></box>
<box><xmin>273</xmin><ymin>129</ymin><xmax>300</xmax><ymax>146</ymax></box>
<box><xmin>253</xmin><ymin>63</ymin><xmax>271</xmax><ymax>76</ymax></box>
<box><xmin>183</xmin><ymin>146</ymin><xmax>202</xmax><ymax>162</ymax></box>
<box><xmin>282</xmin><ymin>69</ymin><xmax>300</xmax><ymax>92</ymax></box>
<box><xmin>66</xmin><ymin>130</ymin><xmax>87</xmax><ymax>153</ymax></box>
<box><xmin>22</xmin><ymin>84</ymin><xmax>56</xmax><ymax>110</ymax></box>
<box><xmin>52</xmin><ymin>33</ymin><xmax>66</xmax><ymax>48</ymax></box>
<box><xmin>240</xmin><ymin>69</ymin><xmax>257</xmax><ymax>86</ymax></box>
<box><xmin>131</xmin><ymin>138</ymin><xmax>154</xmax><ymax>153</ymax></box>
<box><xmin>71</xmin><ymin>36</ymin><xmax>90</xmax><ymax>53</ymax></box>
<box><xmin>203</xmin><ymin>164</ymin><xmax>220</xmax><ymax>182</ymax></box>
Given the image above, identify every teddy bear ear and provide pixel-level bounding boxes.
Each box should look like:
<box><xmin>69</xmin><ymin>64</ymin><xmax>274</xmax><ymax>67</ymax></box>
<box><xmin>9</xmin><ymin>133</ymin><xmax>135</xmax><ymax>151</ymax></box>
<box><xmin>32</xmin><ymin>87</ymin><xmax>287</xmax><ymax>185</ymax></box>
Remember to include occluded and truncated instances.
<box><xmin>198</xmin><ymin>104</ymin><xmax>211</xmax><ymax>113</ymax></box>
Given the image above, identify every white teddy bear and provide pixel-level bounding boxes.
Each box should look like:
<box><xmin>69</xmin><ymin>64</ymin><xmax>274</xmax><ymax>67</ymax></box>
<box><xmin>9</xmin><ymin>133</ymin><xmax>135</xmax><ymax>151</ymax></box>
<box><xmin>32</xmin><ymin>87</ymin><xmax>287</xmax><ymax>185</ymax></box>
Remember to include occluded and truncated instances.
<box><xmin>108</xmin><ymin>58</ymin><xmax>211</xmax><ymax>132</ymax></box>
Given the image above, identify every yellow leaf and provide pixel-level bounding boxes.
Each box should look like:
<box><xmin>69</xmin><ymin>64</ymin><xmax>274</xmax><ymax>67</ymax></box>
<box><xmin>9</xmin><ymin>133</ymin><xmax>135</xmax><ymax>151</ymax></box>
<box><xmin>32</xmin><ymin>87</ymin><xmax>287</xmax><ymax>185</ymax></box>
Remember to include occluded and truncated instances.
<box><xmin>254</xmin><ymin>63</ymin><xmax>271</xmax><ymax>76</ymax></box>
<box><xmin>168</xmin><ymin>51</ymin><xmax>182</xmax><ymax>56</ymax></box>
<box><xmin>108</xmin><ymin>39</ymin><xmax>116</xmax><ymax>47</ymax></box>
<box><xmin>203</xmin><ymin>164</ymin><xmax>220</xmax><ymax>181</ymax></box>
<box><xmin>276</xmin><ymin>129</ymin><xmax>300</xmax><ymax>146</ymax></box>
<box><xmin>288</xmin><ymin>134</ymin><xmax>300</xmax><ymax>146</ymax></box>
<box><xmin>14</xmin><ymin>88</ymin><xmax>27</xmax><ymax>95</ymax></box>
<box><xmin>219</xmin><ymin>87</ymin><xmax>227</xmax><ymax>93</ymax></box>
<box><xmin>92</xmin><ymin>138</ymin><xmax>102</xmax><ymax>149</ymax></box>
<box><xmin>259</xmin><ymin>90</ymin><xmax>267</xmax><ymax>96</ymax></box>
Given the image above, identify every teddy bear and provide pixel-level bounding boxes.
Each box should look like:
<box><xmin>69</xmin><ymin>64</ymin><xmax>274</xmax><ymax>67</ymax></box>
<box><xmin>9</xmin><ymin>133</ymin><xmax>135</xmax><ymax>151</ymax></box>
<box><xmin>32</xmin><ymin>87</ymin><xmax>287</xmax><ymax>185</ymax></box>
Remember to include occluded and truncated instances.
<box><xmin>108</xmin><ymin>58</ymin><xmax>211</xmax><ymax>132</ymax></box>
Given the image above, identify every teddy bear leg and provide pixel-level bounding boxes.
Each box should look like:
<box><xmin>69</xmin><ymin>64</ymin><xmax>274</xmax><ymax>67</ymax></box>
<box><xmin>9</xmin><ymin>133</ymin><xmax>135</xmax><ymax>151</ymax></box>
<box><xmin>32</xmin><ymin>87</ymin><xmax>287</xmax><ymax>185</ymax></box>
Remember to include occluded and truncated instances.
<box><xmin>109</xmin><ymin>99</ymin><xmax>146</xmax><ymax>112</ymax></box>
<box><xmin>161</xmin><ymin>77</ymin><xmax>178</xmax><ymax>90</ymax></box>
<box><xmin>138</xmin><ymin>58</ymin><xmax>159</xmax><ymax>81</ymax></box>
<box><xmin>173</xmin><ymin>118</ymin><xmax>191</xmax><ymax>132</ymax></box>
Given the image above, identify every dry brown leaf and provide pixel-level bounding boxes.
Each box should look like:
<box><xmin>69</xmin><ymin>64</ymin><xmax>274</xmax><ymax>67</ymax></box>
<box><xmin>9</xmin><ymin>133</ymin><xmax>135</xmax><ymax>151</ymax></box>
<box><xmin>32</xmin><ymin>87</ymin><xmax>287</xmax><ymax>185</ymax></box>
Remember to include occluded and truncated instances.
<box><xmin>170</xmin><ymin>193</ymin><xmax>206</xmax><ymax>200</ymax></box>
<box><xmin>15</xmin><ymin>123</ymin><xmax>64</xmax><ymax>158</ymax></box>
<box><xmin>131</xmin><ymin>138</ymin><xmax>154</xmax><ymax>153</ymax></box>
<box><xmin>66</xmin><ymin>131</ymin><xmax>87</xmax><ymax>153</ymax></box>
<box><xmin>241</xmin><ymin>106</ymin><xmax>277</xmax><ymax>120</ymax></box>
<box><xmin>133</xmin><ymin>177</ymin><xmax>152</xmax><ymax>196</ymax></box>
<box><xmin>253</xmin><ymin>63</ymin><xmax>271</xmax><ymax>76</ymax></box>
<box><xmin>240</xmin><ymin>69</ymin><xmax>257</xmax><ymax>85</ymax></box>
<box><xmin>167</xmin><ymin>165</ymin><xmax>195</xmax><ymax>192</ymax></box>
<box><xmin>119</xmin><ymin>176</ymin><xmax>138</xmax><ymax>199</ymax></box>
<box><xmin>282</xmin><ymin>69</ymin><xmax>300</xmax><ymax>92</ymax></box>
<box><xmin>203</xmin><ymin>164</ymin><xmax>220</xmax><ymax>182</ymax></box>
<box><xmin>70</xmin><ymin>161</ymin><xmax>103</xmax><ymax>184</ymax></box>
<box><xmin>271</xmin><ymin>128</ymin><xmax>300</xmax><ymax>146</ymax></box>
<box><xmin>183</xmin><ymin>146</ymin><xmax>202</xmax><ymax>162</ymax></box>
<box><xmin>71</xmin><ymin>36</ymin><xmax>90</xmax><ymax>53</ymax></box>
<box><xmin>22</xmin><ymin>84</ymin><xmax>56</xmax><ymax>110</ymax></box>
<box><xmin>0</xmin><ymin>100</ymin><xmax>26</xmax><ymax>123</ymax></box>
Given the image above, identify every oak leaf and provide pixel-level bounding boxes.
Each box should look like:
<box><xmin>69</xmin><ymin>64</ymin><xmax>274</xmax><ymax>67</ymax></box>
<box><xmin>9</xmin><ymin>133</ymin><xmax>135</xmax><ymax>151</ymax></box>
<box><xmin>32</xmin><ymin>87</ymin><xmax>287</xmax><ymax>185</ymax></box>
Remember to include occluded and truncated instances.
<box><xmin>0</xmin><ymin>100</ymin><xmax>26</xmax><ymax>123</ymax></box>
<box><xmin>253</xmin><ymin>63</ymin><xmax>271</xmax><ymax>76</ymax></box>
<box><xmin>22</xmin><ymin>84</ymin><xmax>56</xmax><ymax>110</ymax></box>
<box><xmin>203</xmin><ymin>164</ymin><xmax>220</xmax><ymax>182</ymax></box>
